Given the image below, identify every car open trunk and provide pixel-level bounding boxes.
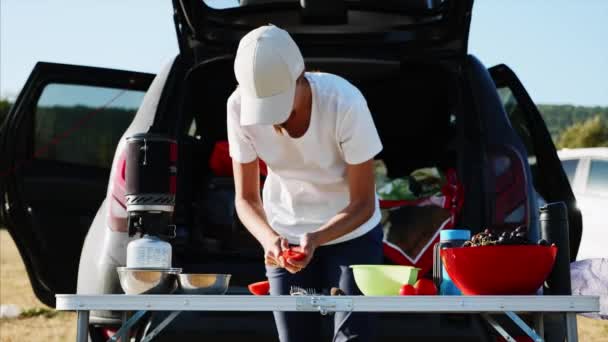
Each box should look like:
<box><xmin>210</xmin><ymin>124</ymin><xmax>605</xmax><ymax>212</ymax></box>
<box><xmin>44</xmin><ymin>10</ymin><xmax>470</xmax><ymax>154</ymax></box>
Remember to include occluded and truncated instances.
<box><xmin>174</xmin><ymin>55</ymin><xmax>460</xmax><ymax>273</ymax></box>
<box><xmin>152</xmin><ymin>56</ymin><xmax>495</xmax><ymax>341</ymax></box>
<box><xmin>173</xmin><ymin>0</ymin><xmax>474</xmax><ymax>62</ymax></box>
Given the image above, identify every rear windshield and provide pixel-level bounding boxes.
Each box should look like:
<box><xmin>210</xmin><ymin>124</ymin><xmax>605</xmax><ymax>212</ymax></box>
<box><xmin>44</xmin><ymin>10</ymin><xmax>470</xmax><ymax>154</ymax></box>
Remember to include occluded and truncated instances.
<box><xmin>203</xmin><ymin>0</ymin><xmax>447</xmax><ymax>11</ymax></box>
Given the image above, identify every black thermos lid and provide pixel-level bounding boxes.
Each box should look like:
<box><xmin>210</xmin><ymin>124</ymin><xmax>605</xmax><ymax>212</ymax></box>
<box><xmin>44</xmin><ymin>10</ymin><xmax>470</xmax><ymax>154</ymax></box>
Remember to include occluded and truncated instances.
<box><xmin>539</xmin><ymin>202</ymin><xmax>568</xmax><ymax>222</ymax></box>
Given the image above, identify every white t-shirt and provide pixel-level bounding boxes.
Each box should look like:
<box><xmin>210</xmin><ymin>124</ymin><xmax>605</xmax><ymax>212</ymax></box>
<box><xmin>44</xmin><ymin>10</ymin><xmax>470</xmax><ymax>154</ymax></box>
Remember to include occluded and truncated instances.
<box><xmin>227</xmin><ymin>72</ymin><xmax>383</xmax><ymax>245</ymax></box>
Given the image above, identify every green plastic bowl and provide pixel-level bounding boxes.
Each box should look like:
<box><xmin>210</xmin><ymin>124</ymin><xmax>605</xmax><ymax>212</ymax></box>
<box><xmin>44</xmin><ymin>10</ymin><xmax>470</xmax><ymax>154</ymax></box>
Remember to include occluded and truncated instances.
<box><xmin>350</xmin><ymin>265</ymin><xmax>420</xmax><ymax>296</ymax></box>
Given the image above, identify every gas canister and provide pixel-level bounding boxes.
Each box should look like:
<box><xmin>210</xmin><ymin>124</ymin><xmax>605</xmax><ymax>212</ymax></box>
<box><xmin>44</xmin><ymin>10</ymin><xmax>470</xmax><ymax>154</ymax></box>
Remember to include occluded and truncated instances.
<box><xmin>126</xmin><ymin>234</ymin><xmax>172</xmax><ymax>268</ymax></box>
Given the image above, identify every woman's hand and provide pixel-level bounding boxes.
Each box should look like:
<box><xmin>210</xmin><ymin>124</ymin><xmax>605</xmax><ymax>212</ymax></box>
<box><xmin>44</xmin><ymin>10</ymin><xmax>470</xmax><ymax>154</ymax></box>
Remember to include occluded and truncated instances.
<box><xmin>285</xmin><ymin>232</ymin><xmax>318</xmax><ymax>272</ymax></box>
<box><xmin>262</xmin><ymin>235</ymin><xmax>288</xmax><ymax>268</ymax></box>
<box><xmin>262</xmin><ymin>235</ymin><xmax>305</xmax><ymax>273</ymax></box>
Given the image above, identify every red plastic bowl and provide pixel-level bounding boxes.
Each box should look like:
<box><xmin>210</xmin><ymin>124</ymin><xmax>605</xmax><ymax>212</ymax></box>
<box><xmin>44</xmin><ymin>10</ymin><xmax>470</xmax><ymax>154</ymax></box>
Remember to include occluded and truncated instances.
<box><xmin>441</xmin><ymin>245</ymin><xmax>557</xmax><ymax>295</ymax></box>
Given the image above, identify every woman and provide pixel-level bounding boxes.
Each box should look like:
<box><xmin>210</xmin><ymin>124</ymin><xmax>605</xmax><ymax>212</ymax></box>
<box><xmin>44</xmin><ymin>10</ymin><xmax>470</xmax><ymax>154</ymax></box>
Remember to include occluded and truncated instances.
<box><xmin>227</xmin><ymin>24</ymin><xmax>384</xmax><ymax>342</ymax></box>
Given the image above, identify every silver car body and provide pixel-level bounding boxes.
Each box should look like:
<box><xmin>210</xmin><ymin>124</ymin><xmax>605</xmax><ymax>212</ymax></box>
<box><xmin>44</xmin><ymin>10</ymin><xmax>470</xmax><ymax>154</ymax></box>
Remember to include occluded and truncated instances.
<box><xmin>558</xmin><ymin>147</ymin><xmax>608</xmax><ymax>260</ymax></box>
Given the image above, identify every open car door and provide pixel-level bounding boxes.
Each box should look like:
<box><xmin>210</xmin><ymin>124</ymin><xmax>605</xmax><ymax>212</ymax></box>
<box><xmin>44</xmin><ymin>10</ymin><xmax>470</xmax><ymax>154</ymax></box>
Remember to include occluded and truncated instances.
<box><xmin>489</xmin><ymin>64</ymin><xmax>582</xmax><ymax>260</ymax></box>
<box><xmin>0</xmin><ymin>62</ymin><xmax>154</xmax><ymax>306</ymax></box>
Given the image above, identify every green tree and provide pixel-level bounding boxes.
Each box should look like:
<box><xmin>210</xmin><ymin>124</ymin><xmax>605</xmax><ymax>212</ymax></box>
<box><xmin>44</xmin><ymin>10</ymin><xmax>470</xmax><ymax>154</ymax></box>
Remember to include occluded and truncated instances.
<box><xmin>0</xmin><ymin>99</ymin><xmax>12</xmax><ymax>126</ymax></box>
<box><xmin>538</xmin><ymin>104</ymin><xmax>608</xmax><ymax>142</ymax></box>
<box><xmin>557</xmin><ymin>115</ymin><xmax>608</xmax><ymax>149</ymax></box>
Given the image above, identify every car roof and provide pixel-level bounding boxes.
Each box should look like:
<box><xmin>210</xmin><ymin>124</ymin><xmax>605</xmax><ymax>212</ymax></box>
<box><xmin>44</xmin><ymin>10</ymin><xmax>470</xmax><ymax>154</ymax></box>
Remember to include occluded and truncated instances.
<box><xmin>557</xmin><ymin>147</ymin><xmax>608</xmax><ymax>160</ymax></box>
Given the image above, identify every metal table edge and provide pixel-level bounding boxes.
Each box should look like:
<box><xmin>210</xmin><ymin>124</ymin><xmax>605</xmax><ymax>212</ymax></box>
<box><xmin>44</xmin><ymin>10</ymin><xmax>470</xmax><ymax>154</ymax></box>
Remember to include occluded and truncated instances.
<box><xmin>56</xmin><ymin>294</ymin><xmax>600</xmax><ymax>313</ymax></box>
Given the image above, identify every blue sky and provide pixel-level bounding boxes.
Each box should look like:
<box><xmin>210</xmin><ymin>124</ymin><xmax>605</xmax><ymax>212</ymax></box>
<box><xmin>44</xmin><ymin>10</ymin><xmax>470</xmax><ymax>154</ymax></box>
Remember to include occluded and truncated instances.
<box><xmin>1</xmin><ymin>0</ymin><xmax>607</xmax><ymax>106</ymax></box>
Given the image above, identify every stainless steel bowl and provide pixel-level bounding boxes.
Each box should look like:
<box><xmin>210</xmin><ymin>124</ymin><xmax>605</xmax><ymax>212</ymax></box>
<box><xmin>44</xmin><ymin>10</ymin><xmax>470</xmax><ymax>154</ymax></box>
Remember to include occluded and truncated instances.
<box><xmin>177</xmin><ymin>274</ymin><xmax>231</xmax><ymax>295</ymax></box>
<box><xmin>116</xmin><ymin>267</ymin><xmax>181</xmax><ymax>295</ymax></box>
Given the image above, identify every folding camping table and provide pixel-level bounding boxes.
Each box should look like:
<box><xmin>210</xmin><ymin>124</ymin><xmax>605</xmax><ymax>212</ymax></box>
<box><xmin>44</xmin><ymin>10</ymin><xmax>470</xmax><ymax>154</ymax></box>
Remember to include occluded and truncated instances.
<box><xmin>56</xmin><ymin>294</ymin><xmax>599</xmax><ymax>342</ymax></box>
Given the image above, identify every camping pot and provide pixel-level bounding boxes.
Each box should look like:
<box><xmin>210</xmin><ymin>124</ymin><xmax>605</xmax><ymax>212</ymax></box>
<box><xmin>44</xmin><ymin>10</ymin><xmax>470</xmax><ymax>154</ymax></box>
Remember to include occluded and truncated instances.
<box><xmin>125</xmin><ymin>133</ymin><xmax>177</xmax><ymax>213</ymax></box>
<box><xmin>126</xmin><ymin>234</ymin><xmax>172</xmax><ymax>268</ymax></box>
<box><xmin>124</xmin><ymin>133</ymin><xmax>178</xmax><ymax>238</ymax></box>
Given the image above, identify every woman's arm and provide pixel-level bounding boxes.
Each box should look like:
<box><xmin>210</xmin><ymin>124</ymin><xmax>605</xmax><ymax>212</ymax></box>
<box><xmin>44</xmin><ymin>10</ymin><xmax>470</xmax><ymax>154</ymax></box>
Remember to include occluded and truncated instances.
<box><xmin>288</xmin><ymin>159</ymin><xmax>377</xmax><ymax>268</ymax></box>
<box><xmin>232</xmin><ymin>159</ymin><xmax>274</xmax><ymax>244</ymax></box>
<box><xmin>309</xmin><ymin>97</ymin><xmax>381</xmax><ymax>245</ymax></box>
<box><xmin>233</xmin><ymin>159</ymin><xmax>295</xmax><ymax>271</ymax></box>
<box><xmin>313</xmin><ymin>159</ymin><xmax>377</xmax><ymax>244</ymax></box>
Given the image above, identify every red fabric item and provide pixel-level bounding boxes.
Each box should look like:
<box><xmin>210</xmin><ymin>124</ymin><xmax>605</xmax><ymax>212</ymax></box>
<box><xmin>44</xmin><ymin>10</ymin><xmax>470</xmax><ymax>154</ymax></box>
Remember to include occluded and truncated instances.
<box><xmin>381</xmin><ymin>168</ymin><xmax>463</xmax><ymax>276</ymax></box>
<box><xmin>209</xmin><ymin>141</ymin><xmax>232</xmax><ymax>176</ymax></box>
<box><xmin>209</xmin><ymin>140</ymin><xmax>267</xmax><ymax>177</ymax></box>
<box><xmin>169</xmin><ymin>141</ymin><xmax>178</xmax><ymax>162</ymax></box>
<box><xmin>379</xmin><ymin>199</ymin><xmax>429</xmax><ymax>208</ymax></box>
<box><xmin>169</xmin><ymin>175</ymin><xmax>177</xmax><ymax>195</ymax></box>
<box><xmin>383</xmin><ymin>233</ymin><xmax>444</xmax><ymax>277</ymax></box>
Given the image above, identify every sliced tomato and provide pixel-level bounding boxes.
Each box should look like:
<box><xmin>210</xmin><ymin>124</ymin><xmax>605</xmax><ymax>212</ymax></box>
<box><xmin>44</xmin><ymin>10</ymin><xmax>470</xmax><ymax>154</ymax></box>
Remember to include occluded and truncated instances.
<box><xmin>248</xmin><ymin>280</ymin><xmax>270</xmax><ymax>296</ymax></box>
<box><xmin>282</xmin><ymin>249</ymin><xmax>306</xmax><ymax>261</ymax></box>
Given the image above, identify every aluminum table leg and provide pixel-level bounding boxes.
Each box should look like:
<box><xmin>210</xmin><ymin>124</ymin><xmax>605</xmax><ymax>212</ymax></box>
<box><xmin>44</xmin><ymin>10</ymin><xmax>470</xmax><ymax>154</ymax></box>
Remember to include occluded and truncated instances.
<box><xmin>121</xmin><ymin>311</ymin><xmax>128</xmax><ymax>342</ymax></box>
<box><xmin>108</xmin><ymin>310</ymin><xmax>148</xmax><ymax>342</ymax></box>
<box><xmin>566</xmin><ymin>313</ymin><xmax>578</xmax><ymax>342</ymax></box>
<box><xmin>140</xmin><ymin>311</ymin><xmax>182</xmax><ymax>342</ymax></box>
<box><xmin>482</xmin><ymin>313</ymin><xmax>515</xmax><ymax>342</ymax></box>
<box><xmin>76</xmin><ymin>310</ymin><xmax>90</xmax><ymax>342</ymax></box>
<box><xmin>534</xmin><ymin>313</ymin><xmax>544</xmax><ymax>340</ymax></box>
<box><xmin>505</xmin><ymin>311</ymin><xmax>543</xmax><ymax>342</ymax></box>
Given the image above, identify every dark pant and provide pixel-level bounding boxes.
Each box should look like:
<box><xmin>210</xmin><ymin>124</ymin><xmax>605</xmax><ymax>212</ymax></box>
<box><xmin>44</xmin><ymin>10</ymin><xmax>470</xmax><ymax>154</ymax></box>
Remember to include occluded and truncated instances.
<box><xmin>265</xmin><ymin>224</ymin><xmax>384</xmax><ymax>342</ymax></box>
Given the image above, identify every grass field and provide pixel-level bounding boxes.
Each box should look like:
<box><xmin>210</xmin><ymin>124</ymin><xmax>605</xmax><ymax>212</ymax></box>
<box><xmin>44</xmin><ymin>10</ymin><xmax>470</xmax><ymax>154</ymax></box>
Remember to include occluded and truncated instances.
<box><xmin>0</xmin><ymin>229</ymin><xmax>76</xmax><ymax>341</ymax></box>
<box><xmin>1</xmin><ymin>229</ymin><xmax>606</xmax><ymax>341</ymax></box>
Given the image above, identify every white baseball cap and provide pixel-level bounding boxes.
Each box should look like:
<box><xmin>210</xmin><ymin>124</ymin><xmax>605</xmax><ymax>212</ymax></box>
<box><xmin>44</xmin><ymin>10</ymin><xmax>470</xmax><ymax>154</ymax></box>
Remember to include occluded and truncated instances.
<box><xmin>234</xmin><ymin>25</ymin><xmax>304</xmax><ymax>126</ymax></box>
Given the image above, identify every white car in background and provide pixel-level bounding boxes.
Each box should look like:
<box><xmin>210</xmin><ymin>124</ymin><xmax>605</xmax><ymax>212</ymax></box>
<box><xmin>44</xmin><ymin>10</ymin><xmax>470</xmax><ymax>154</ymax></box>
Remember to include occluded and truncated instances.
<box><xmin>558</xmin><ymin>147</ymin><xmax>608</xmax><ymax>260</ymax></box>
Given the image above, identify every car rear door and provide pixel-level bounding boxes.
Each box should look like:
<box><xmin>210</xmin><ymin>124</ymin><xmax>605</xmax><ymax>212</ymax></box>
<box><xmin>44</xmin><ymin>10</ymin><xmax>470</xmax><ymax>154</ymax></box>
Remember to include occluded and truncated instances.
<box><xmin>489</xmin><ymin>64</ymin><xmax>583</xmax><ymax>260</ymax></box>
<box><xmin>173</xmin><ymin>0</ymin><xmax>474</xmax><ymax>60</ymax></box>
<box><xmin>0</xmin><ymin>62</ymin><xmax>154</xmax><ymax>306</ymax></box>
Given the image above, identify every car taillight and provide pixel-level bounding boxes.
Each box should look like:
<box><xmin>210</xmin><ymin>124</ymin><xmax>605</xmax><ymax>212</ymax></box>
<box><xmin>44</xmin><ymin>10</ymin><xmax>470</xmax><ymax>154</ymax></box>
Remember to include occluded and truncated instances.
<box><xmin>101</xmin><ymin>327</ymin><xmax>136</xmax><ymax>340</ymax></box>
<box><xmin>101</xmin><ymin>327</ymin><xmax>115</xmax><ymax>339</ymax></box>
<box><xmin>120</xmin><ymin>154</ymin><xmax>127</xmax><ymax>183</ymax></box>
<box><xmin>108</xmin><ymin>150</ymin><xmax>128</xmax><ymax>232</ymax></box>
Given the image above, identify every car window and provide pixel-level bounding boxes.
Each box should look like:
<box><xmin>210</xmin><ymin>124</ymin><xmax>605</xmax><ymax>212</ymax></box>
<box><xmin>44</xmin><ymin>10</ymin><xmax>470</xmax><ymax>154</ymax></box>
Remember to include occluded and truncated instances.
<box><xmin>561</xmin><ymin>159</ymin><xmax>579</xmax><ymax>184</ymax></box>
<box><xmin>586</xmin><ymin>159</ymin><xmax>608</xmax><ymax>196</ymax></box>
<box><xmin>496</xmin><ymin>85</ymin><xmax>539</xmax><ymax>185</ymax></box>
<box><xmin>204</xmin><ymin>0</ymin><xmax>239</xmax><ymax>9</ymax></box>
<box><xmin>203</xmin><ymin>0</ymin><xmax>448</xmax><ymax>10</ymax></box>
<box><xmin>497</xmin><ymin>87</ymin><xmax>536</xmax><ymax>158</ymax></box>
<box><xmin>34</xmin><ymin>83</ymin><xmax>145</xmax><ymax>168</ymax></box>
<box><xmin>187</xmin><ymin>119</ymin><xmax>198</xmax><ymax>137</ymax></box>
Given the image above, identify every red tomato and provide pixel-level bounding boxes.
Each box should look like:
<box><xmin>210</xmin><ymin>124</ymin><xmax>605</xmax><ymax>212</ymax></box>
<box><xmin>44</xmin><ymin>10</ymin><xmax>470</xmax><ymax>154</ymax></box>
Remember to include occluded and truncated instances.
<box><xmin>248</xmin><ymin>280</ymin><xmax>270</xmax><ymax>296</ymax></box>
<box><xmin>399</xmin><ymin>284</ymin><xmax>416</xmax><ymax>296</ymax></box>
<box><xmin>414</xmin><ymin>279</ymin><xmax>438</xmax><ymax>295</ymax></box>
<box><xmin>282</xmin><ymin>249</ymin><xmax>306</xmax><ymax>261</ymax></box>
